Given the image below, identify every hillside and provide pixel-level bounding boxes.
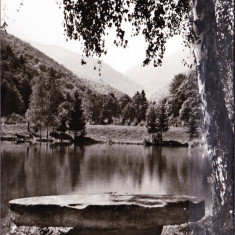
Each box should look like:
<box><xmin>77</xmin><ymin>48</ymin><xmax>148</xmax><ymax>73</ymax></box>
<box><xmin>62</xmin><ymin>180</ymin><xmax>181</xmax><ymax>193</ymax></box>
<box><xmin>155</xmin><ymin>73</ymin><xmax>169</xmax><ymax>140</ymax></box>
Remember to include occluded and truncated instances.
<box><xmin>150</xmin><ymin>82</ymin><xmax>171</xmax><ymax>103</ymax></box>
<box><xmin>1</xmin><ymin>31</ymin><xmax>125</xmax><ymax>117</ymax></box>
<box><xmin>29</xmin><ymin>42</ymin><xmax>143</xmax><ymax>97</ymax></box>
<box><xmin>125</xmin><ymin>49</ymin><xmax>193</xmax><ymax>98</ymax></box>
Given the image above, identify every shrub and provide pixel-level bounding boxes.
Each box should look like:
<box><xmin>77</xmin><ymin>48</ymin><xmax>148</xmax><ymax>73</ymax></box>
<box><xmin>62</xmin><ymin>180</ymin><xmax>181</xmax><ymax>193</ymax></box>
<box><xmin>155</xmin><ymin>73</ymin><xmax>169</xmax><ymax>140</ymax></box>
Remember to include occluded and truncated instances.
<box><xmin>7</xmin><ymin>113</ymin><xmax>26</xmax><ymax>124</ymax></box>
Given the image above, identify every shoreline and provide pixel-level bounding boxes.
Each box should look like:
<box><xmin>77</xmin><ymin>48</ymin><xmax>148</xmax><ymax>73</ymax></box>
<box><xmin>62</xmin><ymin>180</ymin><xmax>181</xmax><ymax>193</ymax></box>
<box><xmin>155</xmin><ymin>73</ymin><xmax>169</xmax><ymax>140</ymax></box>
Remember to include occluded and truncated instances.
<box><xmin>1</xmin><ymin>124</ymin><xmax>191</xmax><ymax>147</ymax></box>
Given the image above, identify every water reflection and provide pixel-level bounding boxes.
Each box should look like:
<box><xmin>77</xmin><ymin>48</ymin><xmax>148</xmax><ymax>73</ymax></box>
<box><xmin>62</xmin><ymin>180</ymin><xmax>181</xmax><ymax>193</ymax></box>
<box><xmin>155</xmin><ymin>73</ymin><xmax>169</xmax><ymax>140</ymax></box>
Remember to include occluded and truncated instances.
<box><xmin>1</xmin><ymin>142</ymin><xmax>212</xmax><ymax>220</ymax></box>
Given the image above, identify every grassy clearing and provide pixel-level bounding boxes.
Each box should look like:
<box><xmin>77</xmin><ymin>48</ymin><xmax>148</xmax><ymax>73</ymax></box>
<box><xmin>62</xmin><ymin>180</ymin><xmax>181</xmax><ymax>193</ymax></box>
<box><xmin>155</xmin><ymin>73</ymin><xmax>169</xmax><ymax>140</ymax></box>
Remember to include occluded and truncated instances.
<box><xmin>1</xmin><ymin>123</ymin><xmax>191</xmax><ymax>144</ymax></box>
<box><xmin>1</xmin><ymin>123</ymin><xmax>190</xmax><ymax>144</ymax></box>
<box><xmin>86</xmin><ymin>125</ymin><xmax>190</xmax><ymax>144</ymax></box>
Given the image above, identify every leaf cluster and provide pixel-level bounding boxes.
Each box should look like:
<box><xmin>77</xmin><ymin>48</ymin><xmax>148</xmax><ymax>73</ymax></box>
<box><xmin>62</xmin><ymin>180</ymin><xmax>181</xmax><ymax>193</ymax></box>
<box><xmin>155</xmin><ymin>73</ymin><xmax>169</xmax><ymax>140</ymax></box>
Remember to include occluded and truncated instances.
<box><xmin>63</xmin><ymin>0</ymin><xmax>192</xmax><ymax>66</ymax></box>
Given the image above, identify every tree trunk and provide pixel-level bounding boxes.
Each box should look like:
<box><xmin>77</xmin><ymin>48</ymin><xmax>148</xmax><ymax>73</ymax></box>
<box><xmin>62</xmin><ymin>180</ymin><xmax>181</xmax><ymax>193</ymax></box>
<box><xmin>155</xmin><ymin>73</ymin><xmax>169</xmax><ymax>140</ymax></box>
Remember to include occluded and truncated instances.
<box><xmin>27</xmin><ymin>122</ymin><xmax>30</xmax><ymax>132</ymax></box>
<box><xmin>192</xmin><ymin>0</ymin><xmax>234</xmax><ymax>233</ymax></box>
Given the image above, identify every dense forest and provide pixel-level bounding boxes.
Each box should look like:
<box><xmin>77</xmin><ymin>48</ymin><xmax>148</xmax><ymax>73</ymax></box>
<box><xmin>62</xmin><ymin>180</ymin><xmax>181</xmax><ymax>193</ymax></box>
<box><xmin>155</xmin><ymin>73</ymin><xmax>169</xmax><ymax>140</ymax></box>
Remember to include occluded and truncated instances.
<box><xmin>147</xmin><ymin>72</ymin><xmax>203</xmax><ymax>142</ymax></box>
<box><xmin>1</xmin><ymin>33</ymin><xmax>149</xmax><ymax>130</ymax></box>
<box><xmin>1</xmin><ymin>32</ymin><xmax>203</xmax><ymax>141</ymax></box>
<box><xmin>1</xmin><ymin>31</ymin><xmax>205</xmax><ymax>143</ymax></box>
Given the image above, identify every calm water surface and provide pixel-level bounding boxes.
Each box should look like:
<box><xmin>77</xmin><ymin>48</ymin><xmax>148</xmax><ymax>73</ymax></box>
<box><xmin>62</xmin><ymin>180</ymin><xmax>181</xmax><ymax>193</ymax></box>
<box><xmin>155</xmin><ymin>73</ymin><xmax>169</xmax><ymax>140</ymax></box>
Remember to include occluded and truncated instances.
<box><xmin>1</xmin><ymin>142</ymin><xmax>212</xmax><ymax>219</ymax></box>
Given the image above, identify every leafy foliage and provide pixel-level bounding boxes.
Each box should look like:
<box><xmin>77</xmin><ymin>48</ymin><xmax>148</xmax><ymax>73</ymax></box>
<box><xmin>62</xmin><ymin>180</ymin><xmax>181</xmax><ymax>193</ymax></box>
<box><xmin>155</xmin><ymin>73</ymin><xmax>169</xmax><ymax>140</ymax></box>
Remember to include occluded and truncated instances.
<box><xmin>56</xmin><ymin>119</ymin><xmax>68</xmax><ymax>134</ymax></box>
<box><xmin>121</xmin><ymin>90</ymin><xmax>149</xmax><ymax>125</ymax></box>
<box><xmin>63</xmin><ymin>0</ymin><xmax>192</xmax><ymax>66</ymax></box>
<box><xmin>146</xmin><ymin>103</ymin><xmax>169</xmax><ymax>143</ymax></box>
<box><xmin>1</xmin><ymin>31</ymin><xmax>125</xmax><ymax>119</ymax></box>
<box><xmin>26</xmin><ymin>76</ymin><xmax>65</xmax><ymax>137</ymax></box>
<box><xmin>1</xmin><ymin>32</ymin><xmax>151</xmax><ymax>130</ymax></box>
<box><xmin>166</xmin><ymin>72</ymin><xmax>203</xmax><ymax>127</ymax></box>
<box><xmin>1</xmin><ymin>79</ymin><xmax>25</xmax><ymax>116</ymax></box>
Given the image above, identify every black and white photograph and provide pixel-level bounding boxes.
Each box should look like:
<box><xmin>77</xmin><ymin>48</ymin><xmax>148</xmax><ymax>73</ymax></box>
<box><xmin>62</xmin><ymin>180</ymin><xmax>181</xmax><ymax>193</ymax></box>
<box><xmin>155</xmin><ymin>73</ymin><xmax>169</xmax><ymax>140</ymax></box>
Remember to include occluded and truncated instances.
<box><xmin>1</xmin><ymin>0</ymin><xmax>234</xmax><ymax>234</ymax></box>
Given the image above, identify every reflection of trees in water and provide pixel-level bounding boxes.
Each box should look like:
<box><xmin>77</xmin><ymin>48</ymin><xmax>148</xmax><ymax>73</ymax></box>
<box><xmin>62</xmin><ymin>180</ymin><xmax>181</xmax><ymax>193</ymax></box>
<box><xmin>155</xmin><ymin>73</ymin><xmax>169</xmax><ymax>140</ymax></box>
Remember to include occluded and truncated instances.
<box><xmin>146</xmin><ymin>147</ymin><xmax>190</xmax><ymax>195</ymax></box>
<box><xmin>1</xmin><ymin>147</ymin><xmax>30</xmax><ymax>218</ymax></box>
<box><xmin>1</xmin><ymin>143</ymin><xmax>85</xmax><ymax>219</ymax></box>
<box><xmin>1</xmin><ymin>143</ymin><xmax>212</xmax><ymax>219</ymax></box>
<box><xmin>84</xmin><ymin>145</ymin><xmax>146</xmax><ymax>187</ymax></box>
<box><xmin>168</xmin><ymin>163</ymin><xmax>181</xmax><ymax>194</ymax></box>
<box><xmin>68</xmin><ymin>144</ymin><xmax>84</xmax><ymax>189</ymax></box>
<box><xmin>134</xmin><ymin>159</ymin><xmax>144</xmax><ymax>187</ymax></box>
<box><xmin>146</xmin><ymin>146</ymin><xmax>167</xmax><ymax>181</ymax></box>
<box><xmin>163</xmin><ymin>148</ymin><xmax>189</xmax><ymax>195</ymax></box>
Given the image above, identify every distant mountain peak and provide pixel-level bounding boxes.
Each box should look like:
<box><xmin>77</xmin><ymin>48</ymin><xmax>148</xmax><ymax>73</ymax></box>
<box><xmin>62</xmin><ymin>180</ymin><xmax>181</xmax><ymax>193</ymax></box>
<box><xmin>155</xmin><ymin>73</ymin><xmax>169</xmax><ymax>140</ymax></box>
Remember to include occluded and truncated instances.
<box><xmin>125</xmin><ymin>48</ymin><xmax>193</xmax><ymax>98</ymax></box>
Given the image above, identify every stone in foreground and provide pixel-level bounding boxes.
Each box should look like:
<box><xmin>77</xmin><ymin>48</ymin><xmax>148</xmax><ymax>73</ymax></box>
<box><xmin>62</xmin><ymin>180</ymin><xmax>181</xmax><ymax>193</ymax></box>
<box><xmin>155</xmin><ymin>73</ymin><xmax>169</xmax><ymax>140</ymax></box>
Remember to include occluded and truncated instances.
<box><xmin>9</xmin><ymin>193</ymin><xmax>205</xmax><ymax>232</ymax></box>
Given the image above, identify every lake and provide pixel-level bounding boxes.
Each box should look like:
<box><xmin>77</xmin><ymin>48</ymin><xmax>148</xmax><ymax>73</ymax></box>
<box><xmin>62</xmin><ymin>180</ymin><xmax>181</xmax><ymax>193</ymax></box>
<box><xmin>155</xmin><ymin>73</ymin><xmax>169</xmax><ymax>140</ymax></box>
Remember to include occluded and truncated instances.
<box><xmin>1</xmin><ymin>142</ymin><xmax>212</xmax><ymax>221</ymax></box>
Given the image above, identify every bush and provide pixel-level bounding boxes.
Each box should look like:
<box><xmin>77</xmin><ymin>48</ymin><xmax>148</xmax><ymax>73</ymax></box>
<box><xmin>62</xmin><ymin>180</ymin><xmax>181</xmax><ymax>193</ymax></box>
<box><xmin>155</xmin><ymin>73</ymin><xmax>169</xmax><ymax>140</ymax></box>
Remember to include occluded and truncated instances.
<box><xmin>7</xmin><ymin>113</ymin><xmax>26</xmax><ymax>124</ymax></box>
<box><xmin>50</xmin><ymin>131</ymin><xmax>73</xmax><ymax>140</ymax></box>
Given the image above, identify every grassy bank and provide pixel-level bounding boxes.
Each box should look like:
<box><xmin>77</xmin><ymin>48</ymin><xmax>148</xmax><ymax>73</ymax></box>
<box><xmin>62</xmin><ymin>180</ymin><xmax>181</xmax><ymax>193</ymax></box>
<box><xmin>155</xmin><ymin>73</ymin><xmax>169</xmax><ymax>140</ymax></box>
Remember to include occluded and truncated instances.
<box><xmin>1</xmin><ymin>123</ymin><xmax>190</xmax><ymax>145</ymax></box>
<box><xmin>86</xmin><ymin>125</ymin><xmax>190</xmax><ymax>144</ymax></box>
<box><xmin>1</xmin><ymin>124</ymin><xmax>191</xmax><ymax>145</ymax></box>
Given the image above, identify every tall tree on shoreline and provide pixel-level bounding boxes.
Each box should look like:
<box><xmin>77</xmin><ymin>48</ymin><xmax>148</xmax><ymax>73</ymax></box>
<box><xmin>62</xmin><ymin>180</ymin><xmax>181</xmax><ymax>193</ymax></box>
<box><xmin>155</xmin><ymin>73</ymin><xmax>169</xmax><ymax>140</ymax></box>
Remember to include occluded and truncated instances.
<box><xmin>140</xmin><ymin>90</ymin><xmax>148</xmax><ymax>122</ymax></box>
<box><xmin>26</xmin><ymin>76</ymin><xmax>64</xmax><ymax>139</ymax></box>
<box><xmin>62</xmin><ymin>0</ymin><xmax>234</xmax><ymax>233</ymax></box>
<box><xmin>146</xmin><ymin>105</ymin><xmax>158</xmax><ymax>143</ymax></box>
<box><xmin>156</xmin><ymin>104</ymin><xmax>169</xmax><ymax>143</ymax></box>
<box><xmin>25</xmin><ymin>77</ymin><xmax>47</xmax><ymax>139</ymax></box>
<box><xmin>68</xmin><ymin>91</ymin><xmax>86</xmax><ymax>141</ymax></box>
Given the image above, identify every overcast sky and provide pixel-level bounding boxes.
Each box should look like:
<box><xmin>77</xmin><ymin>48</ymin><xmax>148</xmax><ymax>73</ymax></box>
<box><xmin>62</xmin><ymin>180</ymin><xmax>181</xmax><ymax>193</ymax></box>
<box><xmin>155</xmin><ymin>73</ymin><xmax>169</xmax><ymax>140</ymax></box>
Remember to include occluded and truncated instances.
<box><xmin>2</xmin><ymin>0</ymin><xmax>187</xmax><ymax>73</ymax></box>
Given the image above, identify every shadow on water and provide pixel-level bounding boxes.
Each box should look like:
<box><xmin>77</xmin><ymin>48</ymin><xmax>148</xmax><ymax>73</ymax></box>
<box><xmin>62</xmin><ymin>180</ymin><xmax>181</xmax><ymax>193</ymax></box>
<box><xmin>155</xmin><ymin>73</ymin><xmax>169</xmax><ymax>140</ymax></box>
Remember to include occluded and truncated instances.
<box><xmin>1</xmin><ymin>143</ymin><xmax>212</xmax><ymax>221</ymax></box>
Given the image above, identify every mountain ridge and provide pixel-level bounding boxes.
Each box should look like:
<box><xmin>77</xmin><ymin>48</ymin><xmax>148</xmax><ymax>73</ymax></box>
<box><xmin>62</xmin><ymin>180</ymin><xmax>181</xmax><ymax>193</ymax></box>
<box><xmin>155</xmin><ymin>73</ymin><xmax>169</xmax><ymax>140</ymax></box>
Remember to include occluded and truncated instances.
<box><xmin>1</xmin><ymin>31</ymin><xmax>126</xmax><ymax>117</ymax></box>
<box><xmin>29</xmin><ymin>42</ymin><xmax>143</xmax><ymax>97</ymax></box>
<box><xmin>125</xmin><ymin>48</ymin><xmax>193</xmax><ymax>98</ymax></box>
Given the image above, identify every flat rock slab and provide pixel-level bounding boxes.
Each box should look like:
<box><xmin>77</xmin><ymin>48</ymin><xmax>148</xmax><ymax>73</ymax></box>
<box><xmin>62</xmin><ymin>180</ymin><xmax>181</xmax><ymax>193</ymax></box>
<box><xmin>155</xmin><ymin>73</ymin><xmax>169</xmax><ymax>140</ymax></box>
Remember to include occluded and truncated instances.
<box><xmin>9</xmin><ymin>193</ymin><xmax>205</xmax><ymax>230</ymax></box>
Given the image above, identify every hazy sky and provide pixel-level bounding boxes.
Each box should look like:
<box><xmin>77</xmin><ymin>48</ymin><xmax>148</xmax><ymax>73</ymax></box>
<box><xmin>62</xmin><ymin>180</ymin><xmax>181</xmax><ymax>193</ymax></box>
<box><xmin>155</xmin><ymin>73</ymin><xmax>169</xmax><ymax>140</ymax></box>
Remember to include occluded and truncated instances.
<box><xmin>2</xmin><ymin>0</ymin><xmax>186</xmax><ymax>73</ymax></box>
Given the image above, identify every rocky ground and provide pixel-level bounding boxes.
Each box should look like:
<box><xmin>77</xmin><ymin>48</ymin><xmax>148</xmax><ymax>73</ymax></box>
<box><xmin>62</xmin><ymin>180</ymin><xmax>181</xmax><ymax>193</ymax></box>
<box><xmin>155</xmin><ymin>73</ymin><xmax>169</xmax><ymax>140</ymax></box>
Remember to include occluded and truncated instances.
<box><xmin>2</xmin><ymin>214</ymin><xmax>213</xmax><ymax>235</ymax></box>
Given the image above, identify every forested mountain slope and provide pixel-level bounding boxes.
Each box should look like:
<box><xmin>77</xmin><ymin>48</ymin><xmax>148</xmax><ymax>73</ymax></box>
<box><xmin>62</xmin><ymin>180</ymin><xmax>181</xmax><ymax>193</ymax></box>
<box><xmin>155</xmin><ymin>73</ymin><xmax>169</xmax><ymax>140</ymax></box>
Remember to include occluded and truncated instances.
<box><xmin>1</xmin><ymin>31</ymin><xmax>124</xmax><ymax>117</ymax></box>
<box><xmin>1</xmin><ymin>32</ymin><xmax>150</xmax><ymax>127</ymax></box>
<box><xmin>30</xmin><ymin>42</ymin><xmax>143</xmax><ymax>97</ymax></box>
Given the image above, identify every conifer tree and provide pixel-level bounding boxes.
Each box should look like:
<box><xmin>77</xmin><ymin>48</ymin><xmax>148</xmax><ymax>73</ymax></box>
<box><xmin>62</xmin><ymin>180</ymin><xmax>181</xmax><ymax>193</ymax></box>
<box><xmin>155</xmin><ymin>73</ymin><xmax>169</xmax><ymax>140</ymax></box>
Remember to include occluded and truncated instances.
<box><xmin>56</xmin><ymin>119</ymin><xmax>68</xmax><ymax>142</ymax></box>
<box><xmin>140</xmin><ymin>90</ymin><xmax>148</xmax><ymax>121</ymax></box>
<box><xmin>68</xmin><ymin>91</ymin><xmax>86</xmax><ymax>141</ymax></box>
<box><xmin>146</xmin><ymin>105</ymin><xmax>158</xmax><ymax>143</ymax></box>
<box><xmin>155</xmin><ymin>104</ymin><xmax>169</xmax><ymax>143</ymax></box>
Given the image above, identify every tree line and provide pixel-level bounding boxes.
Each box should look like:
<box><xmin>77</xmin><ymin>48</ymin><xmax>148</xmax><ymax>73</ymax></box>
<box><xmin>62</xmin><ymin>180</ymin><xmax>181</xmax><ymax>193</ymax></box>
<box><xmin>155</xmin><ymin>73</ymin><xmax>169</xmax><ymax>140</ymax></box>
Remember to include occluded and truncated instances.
<box><xmin>25</xmin><ymin>72</ymin><xmax>149</xmax><ymax>140</ymax></box>
<box><xmin>145</xmin><ymin>72</ymin><xmax>203</xmax><ymax>143</ymax></box>
<box><xmin>84</xmin><ymin>90</ymin><xmax>148</xmax><ymax>125</ymax></box>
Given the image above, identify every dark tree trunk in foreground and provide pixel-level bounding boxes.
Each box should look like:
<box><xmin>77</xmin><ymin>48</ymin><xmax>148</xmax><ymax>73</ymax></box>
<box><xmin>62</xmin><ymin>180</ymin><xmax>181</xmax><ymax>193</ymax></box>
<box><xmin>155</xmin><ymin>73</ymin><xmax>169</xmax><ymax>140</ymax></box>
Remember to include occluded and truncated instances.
<box><xmin>192</xmin><ymin>0</ymin><xmax>234</xmax><ymax>233</ymax></box>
